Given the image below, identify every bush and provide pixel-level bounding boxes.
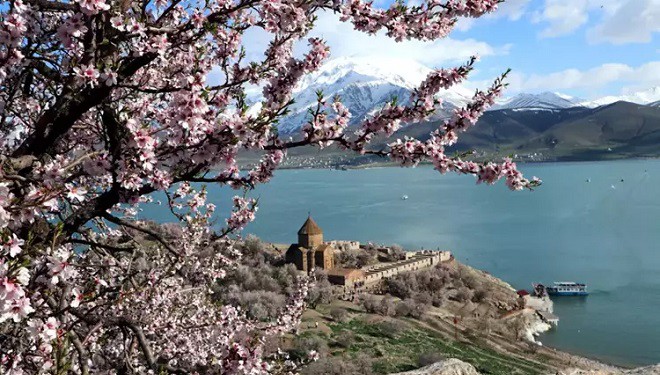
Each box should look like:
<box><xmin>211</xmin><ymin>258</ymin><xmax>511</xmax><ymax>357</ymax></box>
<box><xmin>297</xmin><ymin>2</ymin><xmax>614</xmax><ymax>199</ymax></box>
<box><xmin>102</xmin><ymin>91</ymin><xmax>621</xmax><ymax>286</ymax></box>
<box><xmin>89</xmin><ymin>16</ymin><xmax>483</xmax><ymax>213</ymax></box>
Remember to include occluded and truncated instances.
<box><xmin>360</xmin><ymin>294</ymin><xmax>380</xmax><ymax>314</ymax></box>
<box><xmin>307</xmin><ymin>271</ymin><xmax>333</xmax><ymax>308</ymax></box>
<box><xmin>394</xmin><ymin>300</ymin><xmax>428</xmax><ymax>319</ymax></box>
<box><xmin>376</xmin><ymin>320</ymin><xmax>407</xmax><ymax>338</ymax></box>
<box><xmin>292</xmin><ymin>335</ymin><xmax>329</xmax><ymax>360</ymax></box>
<box><xmin>413</xmin><ymin>291</ymin><xmax>432</xmax><ymax>305</ymax></box>
<box><xmin>472</xmin><ymin>288</ymin><xmax>488</xmax><ymax>303</ymax></box>
<box><xmin>382</xmin><ymin>244</ymin><xmax>406</xmax><ymax>262</ymax></box>
<box><xmin>453</xmin><ymin>286</ymin><xmax>474</xmax><ymax>303</ymax></box>
<box><xmin>377</xmin><ymin>297</ymin><xmax>396</xmax><ymax>317</ymax></box>
<box><xmin>386</xmin><ymin>277</ymin><xmax>413</xmax><ymax>299</ymax></box>
<box><xmin>334</xmin><ymin>330</ymin><xmax>355</xmax><ymax>348</ymax></box>
<box><xmin>329</xmin><ymin>307</ymin><xmax>349</xmax><ymax>323</ymax></box>
<box><xmin>407</xmin><ymin>300</ymin><xmax>428</xmax><ymax>319</ymax></box>
<box><xmin>417</xmin><ymin>351</ymin><xmax>447</xmax><ymax>367</ymax></box>
<box><xmin>394</xmin><ymin>302</ymin><xmax>411</xmax><ymax>317</ymax></box>
<box><xmin>301</xmin><ymin>355</ymin><xmax>373</xmax><ymax>375</ymax></box>
<box><xmin>226</xmin><ymin>290</ymin><xmax>286</xmax><ymax>321</ymax></box>
<box><xmin>360</xmin><ymin>294</ymin><xmax>398</xmax><ymax>316</ymax></box>
<box><xmin>336</xmin><ymin>249</ymin><xmax>378</xmax><ymax>268</ymax></box>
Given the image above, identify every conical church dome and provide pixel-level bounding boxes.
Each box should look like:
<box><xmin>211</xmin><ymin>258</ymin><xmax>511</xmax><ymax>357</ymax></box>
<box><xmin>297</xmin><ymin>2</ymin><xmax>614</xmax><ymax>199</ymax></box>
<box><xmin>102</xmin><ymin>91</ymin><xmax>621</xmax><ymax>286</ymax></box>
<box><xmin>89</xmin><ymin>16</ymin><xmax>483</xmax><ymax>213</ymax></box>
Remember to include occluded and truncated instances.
<box><xmin>298</xmin><ymin>216</ymin><xmax>323</xmax><ymax>235</ymax></box>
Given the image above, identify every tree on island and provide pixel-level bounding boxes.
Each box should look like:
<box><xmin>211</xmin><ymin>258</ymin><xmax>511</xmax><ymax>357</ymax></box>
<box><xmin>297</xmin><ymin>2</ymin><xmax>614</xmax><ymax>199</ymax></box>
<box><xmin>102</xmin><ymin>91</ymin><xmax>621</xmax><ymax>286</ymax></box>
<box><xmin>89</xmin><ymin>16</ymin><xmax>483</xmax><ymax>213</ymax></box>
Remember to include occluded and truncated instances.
<box><xmin>0</xmin><ymin>0</ymin><xmax>540</xmax><ymax>373</ymax></box>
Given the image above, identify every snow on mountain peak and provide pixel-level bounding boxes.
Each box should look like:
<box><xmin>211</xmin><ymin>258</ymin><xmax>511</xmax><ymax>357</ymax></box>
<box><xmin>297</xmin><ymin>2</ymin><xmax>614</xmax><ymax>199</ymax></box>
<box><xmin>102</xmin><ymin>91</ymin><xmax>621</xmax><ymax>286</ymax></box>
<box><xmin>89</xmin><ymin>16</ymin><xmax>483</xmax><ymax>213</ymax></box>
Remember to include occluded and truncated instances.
<box><xmin>276</xmin><ymin>57</ymin><xmax>475</xmax><ymax>133</ymax></box>
<box><xmin>491</xmin><ymin>91</ymin><xmax>579</xmax><ymax>111</ymax></box>
<box><xmin>579</xmin><ymin>86</ymin><xmax>660</xmax><ymax>108</ymax></box>
<box><xmin>295</xmin><ymin>56</ymin><xmax>432</xmax><ymax>93</ymax></box>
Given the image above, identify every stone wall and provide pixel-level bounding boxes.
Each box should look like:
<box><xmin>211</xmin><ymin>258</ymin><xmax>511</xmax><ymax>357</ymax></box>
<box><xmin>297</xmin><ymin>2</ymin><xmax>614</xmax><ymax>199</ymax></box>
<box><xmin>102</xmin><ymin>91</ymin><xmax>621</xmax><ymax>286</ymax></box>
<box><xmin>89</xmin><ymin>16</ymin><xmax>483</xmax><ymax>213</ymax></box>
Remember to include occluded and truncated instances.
<box><xmin>362</xmin><ymin>251</ymin><xmax>451</xmax><ymax>285</ymax></box>
<box><xmin>327</xmin><ymin>240</ymin><xmax>360</xmax><ymax>251</ymax></box>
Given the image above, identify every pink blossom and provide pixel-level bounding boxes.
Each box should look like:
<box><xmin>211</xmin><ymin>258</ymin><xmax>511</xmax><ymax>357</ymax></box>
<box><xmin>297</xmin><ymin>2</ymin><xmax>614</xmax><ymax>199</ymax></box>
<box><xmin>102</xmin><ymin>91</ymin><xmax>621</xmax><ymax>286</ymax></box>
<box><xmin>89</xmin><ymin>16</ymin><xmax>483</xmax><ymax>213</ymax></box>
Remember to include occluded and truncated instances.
<box><xmin>100</xmin><ymin>70</ymin><xmax>118</xmax><ymax>86</ymax></box>
<box><xmin>72</xmin><ymin>64</ymin><xmax>100</xmax><ymax>87</ymax></box>
<box><xmin>65</xmin><ymin>183</ymin><xmax>87</xmax><ymax>203</ymax></box>
<box><xmin>2</xmin><ymin>233</ymin><xmax>24</xmax><ymax>258</ymax></box>
<box><xmin>70</xmin><ymin>288</ymin><xmax>83</xmax><ymax>308</ymax></box>
<box><xmin>76</xmin><ymin>0</ymin><xmax>111</xmax><ymax>15</ymax></box>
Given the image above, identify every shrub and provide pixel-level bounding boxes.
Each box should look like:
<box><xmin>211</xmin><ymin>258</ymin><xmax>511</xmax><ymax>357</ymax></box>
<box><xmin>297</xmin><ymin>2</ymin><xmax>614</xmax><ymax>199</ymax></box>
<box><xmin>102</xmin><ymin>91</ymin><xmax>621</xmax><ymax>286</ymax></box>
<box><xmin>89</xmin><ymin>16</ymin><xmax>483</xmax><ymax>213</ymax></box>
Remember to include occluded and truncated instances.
<box><xmin>386</xmin><ymin>277</ymin><xmax>413</xmax><ymax>299</ymax></box>
<box><xmin>329</xmin><ymin>307</ymin><xmax>349</xmax><ymax>322</ymax></box>
<box><xmin>394</xmin><ymin>302</ymin><xmax>411</xmax><ymax>317</ymax></box>
<box><xmin>382</xmin><ymin>244</ymin><xmax>406</xmax><ymax>261</ymax></box>
<box><xmin>307</xmin><ymin>272</ymin><xmax>333</xmax><ymax>308</ymax></box>
<box><xmin>226</xmin><ymin>290</ymin><xmax>286</xmax><ymax>321</ymax></box>
<box><xmin>377</xmin><ymin>297</ymin><xmax>396</xmax><ymax>317</ymax></box>
<box><xmin>292</xmin><ymin>335</ymin><xmax>329</xmax><ymax>359</ymax></box>
<box><xmin>301</xmin><ymin>355</ymin><xmax>373</xmax><ymax>375</ymax></box>
<box><xmin>418</xmin><ymin>351</ymin><xmax>447</xmax><ymax>367</ymax></box>
<box><xmin>454</xmin><ymin>286</ymin><xmax>474</xmax><ymax>303</ymax></box>
<box><xmin>472</xmin><ymin>288</ymin><xmax>488</xmax><ymax>303</ymax></box>
<box><xmin>360</xmin><ymin>294</ymin><xmax>380</xmax><ymax>314</ymax></box>
<box><xmin>376</xmin><ymin>320</ymin><xmax>407</xmax><ymax>338</ymax></box>
<box><xmin>407</xmin><ymin>300</ymin><xmax>429</xmax><ymax>319</ymax></box>
<box><xmin>334</xmin><ymin>330</ymin><xmax>355</xmax><ymax>348</ymax></box>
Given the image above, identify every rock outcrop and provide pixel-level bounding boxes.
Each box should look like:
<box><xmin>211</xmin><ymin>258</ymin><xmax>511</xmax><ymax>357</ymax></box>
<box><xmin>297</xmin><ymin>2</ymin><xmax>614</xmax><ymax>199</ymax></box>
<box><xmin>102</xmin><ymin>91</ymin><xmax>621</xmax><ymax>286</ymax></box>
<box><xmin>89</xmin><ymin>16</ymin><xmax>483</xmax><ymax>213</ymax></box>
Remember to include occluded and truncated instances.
<box><xmin>390</xmin><ymin>359</ymin><xmax>479</xmax><ymax>375</ymax></box>
<box><xmin>392</xmin><ymin>360</ymin><xmax>660</xmax><ymax>375</ymax></box>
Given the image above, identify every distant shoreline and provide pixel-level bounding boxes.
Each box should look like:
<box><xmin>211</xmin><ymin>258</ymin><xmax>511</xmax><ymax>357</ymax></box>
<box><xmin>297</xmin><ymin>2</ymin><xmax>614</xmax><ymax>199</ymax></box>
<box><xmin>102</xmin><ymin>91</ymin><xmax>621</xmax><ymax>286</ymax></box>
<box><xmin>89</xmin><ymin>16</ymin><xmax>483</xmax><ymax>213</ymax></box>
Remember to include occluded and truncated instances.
<box><xmin>274</xmin><ymin>156</ymin><xmax>660</xmax><ymax>171</ymax></box>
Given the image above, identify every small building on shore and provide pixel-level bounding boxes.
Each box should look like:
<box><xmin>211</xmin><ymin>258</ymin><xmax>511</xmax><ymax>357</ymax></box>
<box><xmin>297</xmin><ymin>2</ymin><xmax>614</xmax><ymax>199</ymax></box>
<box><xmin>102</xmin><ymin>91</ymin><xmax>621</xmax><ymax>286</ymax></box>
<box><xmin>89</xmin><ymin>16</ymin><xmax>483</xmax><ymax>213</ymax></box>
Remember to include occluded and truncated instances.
<box><xmin>285</xmin><ymin>216</ymin><xmax>335</xmax><ymax>273</ymax></box>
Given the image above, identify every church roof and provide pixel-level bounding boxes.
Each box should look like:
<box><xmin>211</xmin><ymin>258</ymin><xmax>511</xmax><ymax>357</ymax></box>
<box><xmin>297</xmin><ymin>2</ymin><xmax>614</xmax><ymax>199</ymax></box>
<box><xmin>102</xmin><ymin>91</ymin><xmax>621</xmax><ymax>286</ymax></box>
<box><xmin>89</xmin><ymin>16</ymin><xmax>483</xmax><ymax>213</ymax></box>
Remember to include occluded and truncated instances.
<box><xmin>298</xmin><ymin>216</ymin><xmax>323</xmax><ymax>235</ymax></box>
<box><xmin>315</xmin><ymin>244</ymin><xmax>334</xmax><ymax>253</ymax></box>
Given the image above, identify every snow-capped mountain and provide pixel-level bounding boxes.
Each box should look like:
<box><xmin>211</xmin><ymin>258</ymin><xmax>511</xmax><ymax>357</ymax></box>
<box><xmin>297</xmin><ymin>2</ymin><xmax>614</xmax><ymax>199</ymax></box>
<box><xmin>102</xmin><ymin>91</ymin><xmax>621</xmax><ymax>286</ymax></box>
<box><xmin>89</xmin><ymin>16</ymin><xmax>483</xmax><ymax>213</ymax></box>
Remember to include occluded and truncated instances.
<box><xmin>274</xmin><ymin>57</ymin><xmax>474</xmax><ymax>134</ymax></box>
<box><xmin>254</xmin><ymin>56</ymin><xmax>660</xmax><ymax>134</ymax></box>
<box><xmin>490</xmin><ymin>92</ymin><xmax>580</xmax><ymax>111</ymax></box>
<box><xmin>648</xmin><ymin>100</ymin><xmax>660</xmax><ymax>108</ymax></box>
<box><xmin>579</xmin><ymin>86</ymin><xmax>660</xmax><ymax>108</ymax></box>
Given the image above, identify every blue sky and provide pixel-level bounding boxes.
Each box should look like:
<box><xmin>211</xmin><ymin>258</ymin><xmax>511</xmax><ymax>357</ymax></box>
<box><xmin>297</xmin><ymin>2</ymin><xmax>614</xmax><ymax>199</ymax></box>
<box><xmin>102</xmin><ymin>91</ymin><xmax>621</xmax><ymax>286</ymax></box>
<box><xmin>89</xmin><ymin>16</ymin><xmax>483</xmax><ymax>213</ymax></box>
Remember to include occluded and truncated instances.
<box><xmin>282</xmin><ymin>0</ymin><xmax>660</xmax><ymax>100</ymax></box>
<box><xmin>449</xmin><ymin>0</ymin><xmax>660</xmax><ymax>99</ymax></box>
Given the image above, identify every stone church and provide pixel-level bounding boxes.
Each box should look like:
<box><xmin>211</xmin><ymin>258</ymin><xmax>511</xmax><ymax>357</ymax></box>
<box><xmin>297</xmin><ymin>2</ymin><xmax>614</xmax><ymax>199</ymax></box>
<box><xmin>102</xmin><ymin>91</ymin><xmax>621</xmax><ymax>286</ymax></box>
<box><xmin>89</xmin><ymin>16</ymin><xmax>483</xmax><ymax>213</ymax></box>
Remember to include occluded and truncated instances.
<box><xmin>285</xmin><ymin>216</ymin><xmax>335</xmax><ymax>273</ymax></box>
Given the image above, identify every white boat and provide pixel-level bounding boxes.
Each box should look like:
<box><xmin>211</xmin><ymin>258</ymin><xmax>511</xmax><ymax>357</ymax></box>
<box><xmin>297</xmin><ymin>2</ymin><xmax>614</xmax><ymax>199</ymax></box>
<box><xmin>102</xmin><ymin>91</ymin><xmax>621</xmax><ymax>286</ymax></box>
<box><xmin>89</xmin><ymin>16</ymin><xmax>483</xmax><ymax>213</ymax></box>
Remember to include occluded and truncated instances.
<box><xmin>401</xmin><ymin>195</ymin><xmax>408</xmax><ymax>200</ymax></box>
<box><xmin>546</xmin><ymin>282</ymin><xmax>588</xmax><ymax>296</ymax></box>
<box><xmin>533</xmin><ymin>282</ymin><xmax>588</xmax><ymax>296</ymax></box>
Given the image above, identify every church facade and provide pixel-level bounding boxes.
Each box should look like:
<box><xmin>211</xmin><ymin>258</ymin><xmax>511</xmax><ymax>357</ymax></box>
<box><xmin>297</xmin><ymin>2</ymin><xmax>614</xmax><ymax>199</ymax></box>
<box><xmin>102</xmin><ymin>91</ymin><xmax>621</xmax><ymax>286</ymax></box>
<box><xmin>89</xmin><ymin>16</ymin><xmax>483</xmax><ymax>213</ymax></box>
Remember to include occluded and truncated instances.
<box><xmin>285</xmin><ymin>216</ymin><xmax>335</xmax><ymax>273</ymax></box>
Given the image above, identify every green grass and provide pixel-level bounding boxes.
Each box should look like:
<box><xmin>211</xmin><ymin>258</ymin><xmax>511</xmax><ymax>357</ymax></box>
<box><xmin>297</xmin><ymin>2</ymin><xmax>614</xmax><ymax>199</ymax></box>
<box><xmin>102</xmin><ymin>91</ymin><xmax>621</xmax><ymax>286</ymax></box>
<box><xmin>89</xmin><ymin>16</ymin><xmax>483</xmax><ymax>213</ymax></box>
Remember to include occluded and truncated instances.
<box><xmin>322</xmin><ymin>318</ymin><xmax>546</xmax><ymax>375</ymax></box>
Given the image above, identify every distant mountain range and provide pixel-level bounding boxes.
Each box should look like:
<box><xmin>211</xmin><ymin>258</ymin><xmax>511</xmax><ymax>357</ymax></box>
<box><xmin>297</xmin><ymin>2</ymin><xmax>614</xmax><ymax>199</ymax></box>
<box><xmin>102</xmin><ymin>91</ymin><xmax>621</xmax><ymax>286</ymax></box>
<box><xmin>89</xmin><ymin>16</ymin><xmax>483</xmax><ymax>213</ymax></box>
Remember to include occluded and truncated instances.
<box><xmin>267</xmin><ymin>57</ymin><xmax>660</xmax><ymax>135</ymax></box>
<box><xmin>578</xmin><ymin>86</ymin><xmax>660</xmax><ymax>108</ymax></box>
<box><xmin>394</xmin><ymin>101</ymin><xmax>660</xmax><ymax>161</ymax></box>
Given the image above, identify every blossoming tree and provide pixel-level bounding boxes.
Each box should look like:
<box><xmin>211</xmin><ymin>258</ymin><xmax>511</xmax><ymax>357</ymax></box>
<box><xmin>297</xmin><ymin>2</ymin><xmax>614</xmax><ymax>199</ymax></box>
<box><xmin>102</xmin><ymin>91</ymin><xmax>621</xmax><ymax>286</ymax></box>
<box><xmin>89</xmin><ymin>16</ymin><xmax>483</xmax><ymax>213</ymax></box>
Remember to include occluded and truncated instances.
<box><xmin>0</xmin><ymin>0</ymin><xmax>539</xmax><ymax>373</ymax></box>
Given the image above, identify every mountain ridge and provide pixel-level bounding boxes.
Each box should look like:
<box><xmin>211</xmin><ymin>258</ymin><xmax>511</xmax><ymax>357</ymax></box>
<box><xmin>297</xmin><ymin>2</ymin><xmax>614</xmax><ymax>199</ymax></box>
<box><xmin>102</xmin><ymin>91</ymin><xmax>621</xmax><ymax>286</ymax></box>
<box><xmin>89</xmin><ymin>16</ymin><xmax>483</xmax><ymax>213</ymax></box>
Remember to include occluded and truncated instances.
<box><xmin>266</xmin><ymin>57</ymin><xmax>660</xmax><ymax>136</ymax></box>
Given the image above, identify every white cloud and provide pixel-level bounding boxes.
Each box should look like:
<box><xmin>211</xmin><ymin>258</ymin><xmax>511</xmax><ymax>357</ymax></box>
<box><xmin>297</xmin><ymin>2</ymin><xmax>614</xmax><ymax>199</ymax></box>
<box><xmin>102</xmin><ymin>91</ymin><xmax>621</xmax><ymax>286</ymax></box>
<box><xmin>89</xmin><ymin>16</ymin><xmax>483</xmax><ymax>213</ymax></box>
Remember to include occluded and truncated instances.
<box><xmin>455</xmin><ymin>0</ymin><xmax>530</xmax><ymax>31</ymax></box>
<box><xmin>532</xmin><ymin>0</ymin><xmax>592</xmax><ymax>37</ymax></box>
<box><xmin>533</xmin><ymin>0</ymin><xmax>659</xmax><ymax>43</ymax></box>
<box><xmin>295</xmin><ymin>11</ymin><xmax>509</xmax><ymax>67</ymax></box>
<box><xmin>237</xmin><ymin>11</ymin><xmax>507</xmax><ymax>68</ymax></box>
<box><xmin>503</xmin><ymin>61</ymin><xmax>660</xmax><ymax>97</ymax></box>
<box><xmin>587</xmin><ymin>0</ymin><xmax>660</xmax><ymax>44</ymax></box>
<box><xmin>495</xmin><ymin>0</ymin><xmax>532</xmax><ymax>20</ymax></box>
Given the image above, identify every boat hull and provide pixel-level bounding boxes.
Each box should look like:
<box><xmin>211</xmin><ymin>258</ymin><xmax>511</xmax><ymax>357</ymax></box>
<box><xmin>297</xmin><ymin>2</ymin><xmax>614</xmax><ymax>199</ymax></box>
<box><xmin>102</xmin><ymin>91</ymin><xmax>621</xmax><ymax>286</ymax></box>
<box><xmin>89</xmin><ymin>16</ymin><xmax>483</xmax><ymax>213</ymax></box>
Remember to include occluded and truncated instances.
<box><xmin>547</xmin><ymin>290</ymin><xmax>588</xmax><ymax>296</ymax></box>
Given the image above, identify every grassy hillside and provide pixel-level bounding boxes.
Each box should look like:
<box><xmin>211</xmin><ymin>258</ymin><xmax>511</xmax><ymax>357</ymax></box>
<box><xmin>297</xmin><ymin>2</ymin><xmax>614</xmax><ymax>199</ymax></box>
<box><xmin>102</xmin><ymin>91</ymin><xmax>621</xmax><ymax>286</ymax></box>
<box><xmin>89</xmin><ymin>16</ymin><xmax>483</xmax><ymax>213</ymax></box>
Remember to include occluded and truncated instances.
<box><xmin>294</xmin><ymin>303</ymin><xmax>547</xmax><ymax>375</ymax></box>
<box><xmin>514</xmin><ymin>102</ymin><xmax>660</xmax><ymax>160</ymax></box>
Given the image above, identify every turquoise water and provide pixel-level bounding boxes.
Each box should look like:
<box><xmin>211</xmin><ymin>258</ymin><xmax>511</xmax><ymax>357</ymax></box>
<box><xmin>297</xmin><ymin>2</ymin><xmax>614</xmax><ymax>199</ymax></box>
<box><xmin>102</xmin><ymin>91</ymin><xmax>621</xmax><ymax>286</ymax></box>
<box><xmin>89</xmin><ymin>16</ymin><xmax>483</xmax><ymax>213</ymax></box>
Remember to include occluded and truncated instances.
<box><xmin>140</xmin><ymin>160</ymin><xmax>660</xmax><ymax>367</ymax></box>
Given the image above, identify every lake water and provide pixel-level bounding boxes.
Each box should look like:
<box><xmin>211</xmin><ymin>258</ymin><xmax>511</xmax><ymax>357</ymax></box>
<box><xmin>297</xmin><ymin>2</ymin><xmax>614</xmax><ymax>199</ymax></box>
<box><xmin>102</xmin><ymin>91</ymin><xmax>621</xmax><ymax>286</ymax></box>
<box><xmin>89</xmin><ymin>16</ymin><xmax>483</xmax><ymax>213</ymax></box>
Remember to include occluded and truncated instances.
<box><xmin>140</xmin><ymin>159</ymin><xmax>660</xmax><ymax>367</ymax></box>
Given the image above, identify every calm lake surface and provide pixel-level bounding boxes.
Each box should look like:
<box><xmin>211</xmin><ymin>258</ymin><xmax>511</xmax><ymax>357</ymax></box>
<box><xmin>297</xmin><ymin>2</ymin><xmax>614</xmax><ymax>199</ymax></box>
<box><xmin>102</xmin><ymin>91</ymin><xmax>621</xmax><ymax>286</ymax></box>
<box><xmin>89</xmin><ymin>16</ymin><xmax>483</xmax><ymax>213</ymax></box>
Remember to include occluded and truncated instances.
<box><xmin>140</xmin><ymin>159</ymin><xmax>660</xmax><ymax>367</ymax></box>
